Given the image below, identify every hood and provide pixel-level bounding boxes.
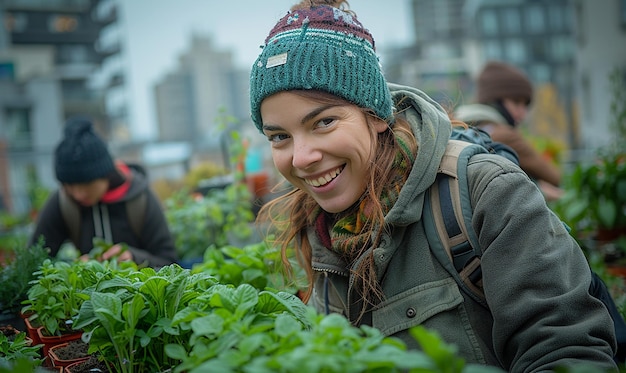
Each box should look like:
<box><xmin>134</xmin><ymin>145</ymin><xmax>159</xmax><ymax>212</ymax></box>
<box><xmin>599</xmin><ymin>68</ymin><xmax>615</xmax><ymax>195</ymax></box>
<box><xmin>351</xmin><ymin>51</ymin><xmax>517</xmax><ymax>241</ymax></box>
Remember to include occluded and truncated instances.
<box><xmin>384</xmin><ymin>83</ymin><xmax>452</xmax><ymax>226</ymax></box>
<box><xmin>453</xmin><ymin>103</ymin><xmax>508</xmax><ymax>126</ymax></box>
<box><xmin>117</xmin><ymin>163</ymin><xmax>150</xmax><ymax>202</ymax></box>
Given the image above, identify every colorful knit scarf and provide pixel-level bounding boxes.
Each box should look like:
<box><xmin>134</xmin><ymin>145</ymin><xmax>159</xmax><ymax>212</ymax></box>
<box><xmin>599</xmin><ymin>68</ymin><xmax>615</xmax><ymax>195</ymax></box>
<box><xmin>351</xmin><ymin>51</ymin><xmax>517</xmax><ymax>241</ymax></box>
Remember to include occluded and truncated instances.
<box><xmin>315</xmin><ymin>130</ymin><xmax>416</xmax><ymax>262</ymax></box>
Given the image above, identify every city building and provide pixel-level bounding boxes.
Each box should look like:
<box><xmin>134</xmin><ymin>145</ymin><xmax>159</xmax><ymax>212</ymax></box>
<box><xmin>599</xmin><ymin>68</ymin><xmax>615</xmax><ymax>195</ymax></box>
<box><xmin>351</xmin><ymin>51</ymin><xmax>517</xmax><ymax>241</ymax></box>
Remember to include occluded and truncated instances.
<box><xmin>571</xmin><ymin>0</ymin><xmax>626</xmax><ymax>152</ymax></box>
<box><xmin>0</xmin><ymin>0</ymin><xmax>126</xmax><ymax>214</ymax></box>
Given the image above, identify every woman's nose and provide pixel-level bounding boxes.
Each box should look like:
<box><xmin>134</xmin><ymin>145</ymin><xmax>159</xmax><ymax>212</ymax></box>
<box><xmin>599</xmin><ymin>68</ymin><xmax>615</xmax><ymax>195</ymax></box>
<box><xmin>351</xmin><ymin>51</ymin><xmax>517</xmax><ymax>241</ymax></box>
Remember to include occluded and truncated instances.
<box><xmin>291</xmin><ymin>138</ymin><xmax>322</xmax><ymax>169</ymax></box>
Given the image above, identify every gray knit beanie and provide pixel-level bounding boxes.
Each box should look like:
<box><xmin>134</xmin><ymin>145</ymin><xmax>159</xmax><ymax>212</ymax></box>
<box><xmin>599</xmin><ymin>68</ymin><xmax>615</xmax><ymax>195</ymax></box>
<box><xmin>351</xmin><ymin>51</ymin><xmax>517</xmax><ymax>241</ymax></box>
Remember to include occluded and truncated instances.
<box><xmin>55</xmin><ymin>117</ymin><xmax>115</xmax><ymax>184</ymax></box>
<box><xmin>249</xmin><ymin>3</ymin><xmax>393</xmax><ymax>131</ymax></box>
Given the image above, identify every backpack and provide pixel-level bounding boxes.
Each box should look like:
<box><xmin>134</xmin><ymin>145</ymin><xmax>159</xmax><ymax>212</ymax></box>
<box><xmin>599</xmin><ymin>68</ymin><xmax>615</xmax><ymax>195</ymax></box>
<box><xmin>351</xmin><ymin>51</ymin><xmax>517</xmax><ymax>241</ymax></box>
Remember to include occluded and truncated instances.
<box><xmin>59</xmin><ymin>189</ymin><xmax>147</xmax><ymax>249</ymax></box>
<box><xmin>423</xmin><ymin>129</ymin><xmax>626</xmax><ymax>361</ymax></box>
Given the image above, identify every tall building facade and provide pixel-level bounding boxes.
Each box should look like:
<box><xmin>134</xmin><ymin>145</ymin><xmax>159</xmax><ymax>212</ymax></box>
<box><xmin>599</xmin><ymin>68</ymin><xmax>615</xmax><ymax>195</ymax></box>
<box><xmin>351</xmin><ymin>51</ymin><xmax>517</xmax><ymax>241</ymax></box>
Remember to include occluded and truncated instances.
<box><xmin>384</xmin><ymin>0</ymin><xmax>471</xmax><ymax>107</ymax></box>
<box><xmin>385</xmin><ymin>0</ymin><xmax>578</xmax><ymax>154</ymax></box>
<box><xmin>467</xmin><ymin>0</ymin><xmax>576</xmax><ymax>149</ymax></box>
<box><xmin>0</xmin><ymin>0</ymin><xmax>126</xmax><ymax>214</ymax></box>
<box><xmin>571</xmin><ymin>0</ymin><xmax>626</xmax><ymax>152</ymax></box>
<box><xmin>153</xmin><ymin>35</ymin><xmax>249</xmax><ymax>150</ymax></box>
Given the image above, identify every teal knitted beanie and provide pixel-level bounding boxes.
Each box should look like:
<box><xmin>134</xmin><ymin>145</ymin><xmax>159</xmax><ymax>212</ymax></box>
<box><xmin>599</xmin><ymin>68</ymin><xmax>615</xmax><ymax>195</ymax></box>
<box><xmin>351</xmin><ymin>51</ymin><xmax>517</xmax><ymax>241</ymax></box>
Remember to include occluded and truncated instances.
<box><xmin>249</xmin><ymin>4</ymin><xmax>393</xmax><ymax>131</ymax></box>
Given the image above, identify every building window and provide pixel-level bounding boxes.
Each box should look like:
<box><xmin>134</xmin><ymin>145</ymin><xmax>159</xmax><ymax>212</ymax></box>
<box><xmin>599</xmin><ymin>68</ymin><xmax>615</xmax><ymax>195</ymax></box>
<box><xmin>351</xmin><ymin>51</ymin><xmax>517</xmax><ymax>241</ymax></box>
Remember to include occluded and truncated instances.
<box><xmin>48</xmin><ymin>14</ymin><xmax>79</xmax><ymax>33</ymax></box>
<box><xmin>529</xmin><ymin>64</ymin><xmax>551</xmax><ymax>84</ymax></box>
<box><xmin>3</xmin><ymin>12</ymin><xmax>28</xmax><ymax>32</ymax></box>
<box><xmin>504</xmin><ymin>39</ymin><xmax>526</xmax><ymax>64</ymax></box>
<box><xmin>57</xmin><ymin>44</ymin><xmax>90</xmax><ymax>64</ymax></box>
<box><xmin>480</xmin><ymin>9</ymin><xmax>498</xmax><ymax>36</ymax></box>
<box><xmin>483</xmin><ymin>40</ymin><xmax>502</xmax><ymax>60</ymax></box>
<box><xmin>548</xmin><ymin>5</ymin><xmax>566</xmax><ymax>32</ymax></box>
<box><xmin>525</xmin><ymin>5</ymin><xmax>545</xmax><ymax>34</ymax></box>
<box><xmin>4</xmin><ymin>108</ymin><xmax>32</xmax><ymax>150</ymax></box>
<box><xmin>550</xmin><ymin>36</ymin><xmax>573</xmax><ymax>62</ymax></box>
<box><xmin>502</xmin><ymin>8</ymin><xmax>521</xmax><ymax>34</ymax></box>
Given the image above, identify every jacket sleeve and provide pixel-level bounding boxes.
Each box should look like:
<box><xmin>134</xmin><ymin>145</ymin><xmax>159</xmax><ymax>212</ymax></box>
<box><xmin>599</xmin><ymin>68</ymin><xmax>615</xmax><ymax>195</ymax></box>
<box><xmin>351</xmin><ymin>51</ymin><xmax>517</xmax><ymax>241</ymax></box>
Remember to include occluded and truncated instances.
<box><xmin>27</xmin><ymin>190</ymin><xmax>67</xmax><ymax>257</ymax></box>
<box><xmin>467</xmin><ymin>155</ymin><xmax>617</xmax><ymax>372</ymax></box>
<box><xmin>127</xmin><ymin>189</ymin><xmax>178</xmax><ymax>268</ymax></box>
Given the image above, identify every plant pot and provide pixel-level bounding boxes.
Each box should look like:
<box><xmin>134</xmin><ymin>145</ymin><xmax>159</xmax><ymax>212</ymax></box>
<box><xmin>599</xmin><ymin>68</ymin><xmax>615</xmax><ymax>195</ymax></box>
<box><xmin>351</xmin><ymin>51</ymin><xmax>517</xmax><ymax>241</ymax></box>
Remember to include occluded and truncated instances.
<box><xmin>0</xmin><ymin>324</ymin><xmax>32</xmax><ymax>346</ymax></box>
<box><xmin>39</xmin><ymin>356</ymin><xmax>63</xmax><ymax>371</ymax></box>
<box><xmin>23</xmin><ymin>315</ymin><xmax>43</xmax><ymax>346</ymax></box>
<box><xmin>64</xmin><ymin>354</ymin><xmax>109</xmax><ymax>373</ymax></box>
<box><xmin>48</xmin><ymin>340</ymin><xmax>90</xmax><ymax>368</ymax></box>
<box><xmin>596</xmin><ymin>226</ymin><xmax>626</xmax><ymax>242</ymax></box>
<box><xmin>607</xmin><ymin>265</ymin><xmax>626</xmax><ymax>279</ymax></box>
<box><xmin>37</xmin><ymin>327</ymin><xmax>83</xmax><ymax>358</ymax></box>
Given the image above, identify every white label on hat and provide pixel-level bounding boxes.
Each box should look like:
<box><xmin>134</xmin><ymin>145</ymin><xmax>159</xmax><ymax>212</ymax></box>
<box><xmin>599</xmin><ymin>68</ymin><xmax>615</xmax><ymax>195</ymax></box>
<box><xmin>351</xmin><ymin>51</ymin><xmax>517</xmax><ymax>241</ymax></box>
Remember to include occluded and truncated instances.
<box><xmin>266</xmin><ymin>53</ymin><xmax>288</xmax><ymax>68</ymax></box>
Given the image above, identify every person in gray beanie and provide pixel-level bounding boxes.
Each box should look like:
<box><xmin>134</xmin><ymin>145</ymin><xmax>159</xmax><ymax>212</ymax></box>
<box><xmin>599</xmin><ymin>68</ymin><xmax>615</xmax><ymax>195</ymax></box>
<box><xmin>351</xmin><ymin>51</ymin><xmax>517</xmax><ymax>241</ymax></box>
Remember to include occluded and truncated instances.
<box><xmin>28</xmin><ymin>116</ymin><xmax>177</xmax><ymax>268</ymax></box>
<box><xmin>454</xmin><ymin>61</ymin><xmax>563</xmax><ymax>201</ymax></box>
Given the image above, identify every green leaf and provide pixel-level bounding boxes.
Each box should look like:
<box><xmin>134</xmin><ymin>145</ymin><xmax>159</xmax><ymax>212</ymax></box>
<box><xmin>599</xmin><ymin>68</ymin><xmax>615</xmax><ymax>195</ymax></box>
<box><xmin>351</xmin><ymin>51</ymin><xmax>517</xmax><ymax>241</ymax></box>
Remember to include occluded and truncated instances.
<box><xmin>191</xmin><ymin>314</ymin><xmax>224</xmax><ymax>336</ymax></box>
<box><xmin>164</xmin><ymin>343</ymin><xmax>187</xmax><ymax>360</ymax></box>
<box><xmin>597</xmin><ymin>197</ymin><xmax>617</xmax><ymax>228</ymax></box>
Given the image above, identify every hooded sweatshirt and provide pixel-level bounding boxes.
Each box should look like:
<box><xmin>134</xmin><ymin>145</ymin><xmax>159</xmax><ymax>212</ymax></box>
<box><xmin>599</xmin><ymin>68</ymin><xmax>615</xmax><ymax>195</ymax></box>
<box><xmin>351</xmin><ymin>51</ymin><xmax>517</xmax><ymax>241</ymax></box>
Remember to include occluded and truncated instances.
<box><xmin>29</xmin><ymin>163</ymin><xmax>177</xmax><ymax>268</ymax></box>
<box><xmin>309</xmin><ymin>84</ymin><xmax>617</xmax><ymax>372</ymax></box>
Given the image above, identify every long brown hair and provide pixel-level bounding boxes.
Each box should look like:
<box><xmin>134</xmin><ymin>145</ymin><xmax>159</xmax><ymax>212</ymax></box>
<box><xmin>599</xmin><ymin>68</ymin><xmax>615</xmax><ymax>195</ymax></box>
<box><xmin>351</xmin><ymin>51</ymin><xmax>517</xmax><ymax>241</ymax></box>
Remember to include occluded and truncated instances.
<box><xmin>256</xmin><ymin>89</ymin><xmax>417</xmax><ymax>321</ymax></box>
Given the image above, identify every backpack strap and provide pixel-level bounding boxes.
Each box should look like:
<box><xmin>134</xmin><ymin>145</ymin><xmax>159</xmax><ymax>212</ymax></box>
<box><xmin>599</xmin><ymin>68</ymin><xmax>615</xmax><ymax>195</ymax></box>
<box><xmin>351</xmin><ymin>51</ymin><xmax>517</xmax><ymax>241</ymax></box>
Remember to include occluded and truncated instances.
<box><xmin>126</xmin><ymin>191</ymin><xmax>147</xmax><ymax>240</ymax></box>
<box><xmin>424</xmin><ymin>139</ymin><xmax>488</xmax><ymax>306</ymax></box>
<box><xmin>59</xmin><ymin>189</ymin><xmax>81</xmax><ymax>248</ymax></box>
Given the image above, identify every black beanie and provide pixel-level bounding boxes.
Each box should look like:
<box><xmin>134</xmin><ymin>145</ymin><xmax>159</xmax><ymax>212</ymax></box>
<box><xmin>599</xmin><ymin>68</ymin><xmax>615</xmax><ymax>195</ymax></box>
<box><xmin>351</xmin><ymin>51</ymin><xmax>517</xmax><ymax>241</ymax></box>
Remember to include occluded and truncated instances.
<box><xmin>476</xmin><ymin>61</ymin><xmax>533</xmax><ymax>105</ymax></box>
<box><xmin>54</xmin><ymin>117</ymin><xmax>115</xmax><ymax>184</ymax></box>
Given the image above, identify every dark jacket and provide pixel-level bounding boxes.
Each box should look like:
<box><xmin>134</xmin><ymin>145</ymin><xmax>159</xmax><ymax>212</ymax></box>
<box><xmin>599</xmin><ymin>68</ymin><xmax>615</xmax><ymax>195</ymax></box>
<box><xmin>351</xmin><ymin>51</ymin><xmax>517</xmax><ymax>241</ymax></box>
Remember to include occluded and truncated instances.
<box><xmin>29</xmin><ymin>164</ymin><xmax>177</xmax><ymax>268</ymax></box>
<box><xmin>309</xmin><ymin>84</ymin><xmax>617</xmax><ymax>372</ymax></box>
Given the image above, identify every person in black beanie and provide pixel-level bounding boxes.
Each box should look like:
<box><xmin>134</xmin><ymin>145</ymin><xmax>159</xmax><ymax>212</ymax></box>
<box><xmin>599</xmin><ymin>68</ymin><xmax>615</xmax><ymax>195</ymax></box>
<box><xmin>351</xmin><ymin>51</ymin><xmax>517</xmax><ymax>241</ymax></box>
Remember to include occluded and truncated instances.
<box><xmin>28</xmin><ymin>116</ymin><xmax>178</xmax><ymax>268</ymax></box>
<box><xmin>453</xmin><ymin>60</ymin><xmax>563</xmax><ymax>201</ymax></box>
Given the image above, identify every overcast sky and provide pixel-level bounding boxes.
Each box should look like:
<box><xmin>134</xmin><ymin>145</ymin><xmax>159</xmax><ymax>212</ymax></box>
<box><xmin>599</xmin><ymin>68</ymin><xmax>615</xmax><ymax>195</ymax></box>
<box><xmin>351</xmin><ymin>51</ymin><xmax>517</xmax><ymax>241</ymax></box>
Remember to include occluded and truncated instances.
<box><xmin>120</xmin><ymin>1</ymin><xmax>414</xmax><ymax>140</ymax></box>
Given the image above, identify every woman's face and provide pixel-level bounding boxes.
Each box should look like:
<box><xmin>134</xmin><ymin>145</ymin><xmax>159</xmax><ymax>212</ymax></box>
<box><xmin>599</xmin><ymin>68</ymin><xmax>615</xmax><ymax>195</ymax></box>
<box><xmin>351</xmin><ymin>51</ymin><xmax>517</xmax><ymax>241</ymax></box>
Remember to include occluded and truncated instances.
<box><xmin>260</xmin><ymin>91</ymin><xmax>388</xmax><ymax>214</ymax></box>
<box><xmin>63</xmin><ymin>178</ymin><xmax>109</xmax><ymax>206</ymax></box>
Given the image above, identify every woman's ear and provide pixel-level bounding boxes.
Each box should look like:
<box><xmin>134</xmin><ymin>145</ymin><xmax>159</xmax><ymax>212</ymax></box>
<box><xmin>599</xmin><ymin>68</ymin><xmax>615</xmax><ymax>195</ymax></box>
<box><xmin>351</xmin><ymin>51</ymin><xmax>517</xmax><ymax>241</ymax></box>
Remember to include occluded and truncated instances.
<box><xmin>372</xmin><ymin>118</ymin><xmax>390</xmax><ymax>134</ymax></box>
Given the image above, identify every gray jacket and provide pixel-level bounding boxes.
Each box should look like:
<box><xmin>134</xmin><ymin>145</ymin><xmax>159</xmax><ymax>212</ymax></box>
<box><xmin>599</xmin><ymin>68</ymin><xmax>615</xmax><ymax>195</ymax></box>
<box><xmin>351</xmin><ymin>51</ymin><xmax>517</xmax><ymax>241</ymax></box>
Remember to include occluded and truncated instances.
<box><xmin>309</xmin><ymin>84</ymin><xmax>617</xmax><ymax>372</ymax></box>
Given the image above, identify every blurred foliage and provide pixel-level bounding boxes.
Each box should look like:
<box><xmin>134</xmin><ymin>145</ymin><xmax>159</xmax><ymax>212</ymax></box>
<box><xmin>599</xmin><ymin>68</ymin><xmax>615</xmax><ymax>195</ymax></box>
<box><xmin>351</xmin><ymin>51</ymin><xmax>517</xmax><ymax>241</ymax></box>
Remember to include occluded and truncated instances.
<box><xmin>164</xmin><ymin>183</ymin><xmax>255</xmax><ymax>261</ymax></box>
<box><xmin>0</xmin><ymin>238</ymin><xmax>49</xmax><ymax>315</ymax></box>
<box><xmin>529</xmin><ymin>83</ymin><xmax>572</xmax><ymax>152</ymax></box>
<box><xmin>609</xmin><ymin>66</ymin><xmax>626</xmax><ymax>146</ymax></box>
<box><xmin>183</xmin><ymin>161</ymin><xmax>227</xmax><ymax>191</ymax></box>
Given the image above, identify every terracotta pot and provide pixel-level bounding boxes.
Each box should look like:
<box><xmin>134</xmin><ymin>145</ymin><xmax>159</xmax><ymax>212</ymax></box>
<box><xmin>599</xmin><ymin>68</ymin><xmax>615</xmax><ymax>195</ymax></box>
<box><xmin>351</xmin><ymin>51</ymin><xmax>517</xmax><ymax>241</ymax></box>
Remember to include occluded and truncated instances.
<box><xmin>48</xmin><ymin>340</ymin><xmax>90</xmax><ymax>368</ymax></box>
<box><xmin>64</xmin><ymin>355</ymin><xmax>109</xmax><ymax>373</ymax></box>
<box><xmin>595</xmin><ymin>226</ymin><xmax>626</xmax><ymax>242</ymax></box>
<box><xmin>607</xmin><ymin>265</ymin><xmax>626</xmax><ymax>279</ymax></box>
<box><xmin>0</xmin><ymin>324</ymin><xmax>31</xmax><ymax>345</ymax></box>
<box><xmin>22</xmin><ymin>315</ymin><xmax>43</xmax><ymax>346</ymax></box>
<box><xmin>37</xmin><ymin>327</ymin><xmax>83</xmax><ymax>358</ymax></box>
<box><xmin>39</xmin><ymin>355</ymin><xmax>63</xmax><ymax>371</ymax></box>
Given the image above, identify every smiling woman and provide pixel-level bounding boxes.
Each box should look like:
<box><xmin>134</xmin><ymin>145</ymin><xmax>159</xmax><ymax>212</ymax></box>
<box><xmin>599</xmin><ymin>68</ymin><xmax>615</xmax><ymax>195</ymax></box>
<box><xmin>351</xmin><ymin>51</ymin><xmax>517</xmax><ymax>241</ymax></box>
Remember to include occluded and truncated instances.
<box><xmin>247</xmin><ymin>0</ymin><xmax>618</xmax><ymax>371</ymax></box>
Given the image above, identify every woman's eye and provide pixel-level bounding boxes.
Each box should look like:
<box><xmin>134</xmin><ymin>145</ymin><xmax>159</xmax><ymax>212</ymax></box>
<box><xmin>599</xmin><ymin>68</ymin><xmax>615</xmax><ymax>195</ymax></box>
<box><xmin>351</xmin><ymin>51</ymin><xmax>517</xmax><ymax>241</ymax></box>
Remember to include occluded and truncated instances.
<box><xmin>266</xmin><ymin>133</ymin><xmax>289</xmax><ymax>143</ymax></box>
<box><xmin>316</xmin><ymin>118</ymin><xmax>335</xmax><ymax>128</ymax></box>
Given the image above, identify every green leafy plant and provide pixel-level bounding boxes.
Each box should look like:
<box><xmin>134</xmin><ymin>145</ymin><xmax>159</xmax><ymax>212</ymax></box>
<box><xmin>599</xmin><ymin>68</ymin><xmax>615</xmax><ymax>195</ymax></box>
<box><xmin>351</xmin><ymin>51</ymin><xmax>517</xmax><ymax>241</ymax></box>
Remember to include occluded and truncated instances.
<box><xmin>21</xmin><ymin>259</ymin><xmax>92</xmax><ymax>336</ymax></box>
<box><xmin>0</xmin><ymin>329</ymin><xmax>42</xmax><ymax>364</ymax></box>
<box><xmin>164</xmin><ymin>283</ymin><xmax>311</xmax><ymax>373</ymax></box>
<box><xmin>191</xmin><ymin>240</ymin><xmax>305</xmax><ymax>295</ymax></box>
<box><xmin>555</xmin><ymin>152</ymin><xmax>626</xmax><ymax>237</ymax></box>
<box><xmin>165</xmin><ymin>182</ymin><xmax>255</xmax><ymax>260</ymax></box>
<box><xmin>73</xmin><ymin>263</ymin><xmax>218</xmax><ymax>373</ymax></box>
<box><xmin>167</xmin><ymin>291</ymin><xmax>502</xmax><ymax>373</ymax></box>
<box><xmin>0</xmin><ymin>239</ymin><xmax>49</xmax><ymax>315</ymax></box>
